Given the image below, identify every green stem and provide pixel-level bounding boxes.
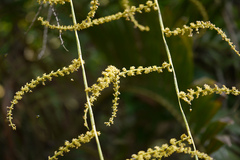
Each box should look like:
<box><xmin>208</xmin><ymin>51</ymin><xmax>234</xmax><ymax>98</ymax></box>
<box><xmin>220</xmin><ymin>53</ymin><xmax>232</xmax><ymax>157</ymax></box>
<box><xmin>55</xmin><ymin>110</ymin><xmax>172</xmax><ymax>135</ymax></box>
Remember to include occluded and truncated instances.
<box><xmin>154</xmin><ymin>1</ymin><xmax>198</xmax><ymax>159</ymax></box>
<box><xmin>69</xmin><ymin>1</ymin><xmax>104</xmax><ymax>160</ymax></box>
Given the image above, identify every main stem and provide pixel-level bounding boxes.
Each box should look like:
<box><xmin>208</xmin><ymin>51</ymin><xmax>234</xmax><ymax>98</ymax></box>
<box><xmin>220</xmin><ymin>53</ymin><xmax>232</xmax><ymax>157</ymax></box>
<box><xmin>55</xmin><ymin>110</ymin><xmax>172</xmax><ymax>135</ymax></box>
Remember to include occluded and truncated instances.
<box><xmin>69</xmin><ymin>1</ymin><xmax>104</xmax><ymax>160</ymax></box>
<box><xmin>154</xmin><ymin>1</ymin><xmax>198</xmax><ymax>159</ymax></box>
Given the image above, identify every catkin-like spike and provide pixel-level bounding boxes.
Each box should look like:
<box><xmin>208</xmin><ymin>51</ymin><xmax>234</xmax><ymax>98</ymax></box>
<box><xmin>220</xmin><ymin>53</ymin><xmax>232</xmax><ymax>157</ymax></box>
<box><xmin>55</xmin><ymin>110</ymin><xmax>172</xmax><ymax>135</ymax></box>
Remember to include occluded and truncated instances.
<box><xmin>38</xmin><ymin>1</ymin><xmax>156</xmax><ymax>31</ymax></box>
<box><xmin>179</xmin><ymin>84</ymin><xmax>240</xmax><ymax>105</ymax></box>
<box><xmin>48</xmin><ymin>130</ymin><xmax>100</xmax><ymax>160</ymax></box>
<box><xmin>121</xmin><ymin>0</ymin><xmax>151</xmax><ymax>31</ymax></box>
<box><xmin>83</xmin><ymin>0</ymin><xmax>99</xmax><ymax>23</ymax></box>
<box><xmin>6</xmin><ymin>58</ymin><xmax>82</xmax><ymax>130</ymax></box>
<box><xmin>104</xmin><ymin>74</ymin><xmax>120</xmax><ymax>126</ymax></box>
<box><xmin>38</xmin><ymin>0</ymin><xmax>70</xmax><ymax>5</ymax></box>
<box><xmin>83</xmin><ymin>65</ymin><xmax>120</xmax><ymax>128</ymax></box>
<box><xmin>163</xmin><ymin>21</ymin><xmax>240</xmax><ymax>56</ymax></box>
<box><xmin>127</xmin><ymin>134</ymin><xmax>212</xmax><ymax>160</ymax></box>
<box><xmin>83</xmin><ymin>62</ymin><xmax>172</xmax><ymax>128</ymax></box>
<box><xmin>119</xmin><ymin>61</ymin><xmax>171</xmax><ymax>78</ymax></box>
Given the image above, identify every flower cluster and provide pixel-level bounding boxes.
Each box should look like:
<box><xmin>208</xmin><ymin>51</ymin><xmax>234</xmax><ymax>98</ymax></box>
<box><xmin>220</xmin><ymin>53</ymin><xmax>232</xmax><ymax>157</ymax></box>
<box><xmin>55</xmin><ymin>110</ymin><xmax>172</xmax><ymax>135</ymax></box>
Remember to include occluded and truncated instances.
<box><xmin>119</xmin><ymin>62</ymin><xmax>172</xmax><ymax>78</ymax></box>
<box><xmin>83</xmin><ymin>62</ymin><xmax>172</xmax><ymax>128</ymax></box>
<box><xmin>121</xmin><ymin>0</ymin><xmax>150</xmax><ymax>31</ymax></box>
<box><xmin>179</xmin><ymin>84</ymin><xmax>240</xmax><ymax>105</ymax></box>
<box><xmin>48</xmin><ymin>130</ymin><xmax>100</xmax><ymax>160</ymax></box>
<box><xmin>104</xmin><ymin>73</ymin><xmax>121</xmax><ymax>126</ymax></box>
<box><xmin>83</xmin><ymin>65</ymin><xmax>120</xmax><ymax>128</ymax></box>
<box><xmin>37</xmin><ymin>0</ymin><xmax>70</xmax><ymax>5</ymax></box>
<box><xmin>38</xmin><ymin>0</ymin><xmax>157</xmax><ymax>31</ymax></box>
<box><xmin>164</xmin><ymin>21</ymin><xmax>240</xmax><ymax>56</ymax></box>
<box><xmin>127</xmin><ymin>134</ymin><xmax>212</xmax><ymax>160</ymax></box>
<box><xmin>6</xmin><ymin>58</ymin><xmax>82</xmax><ymax>130</ymax></box>
<box><xmin>84</xmin><ymin>0</ymin><xmax>99</xmax><ymax>23</ymax></box>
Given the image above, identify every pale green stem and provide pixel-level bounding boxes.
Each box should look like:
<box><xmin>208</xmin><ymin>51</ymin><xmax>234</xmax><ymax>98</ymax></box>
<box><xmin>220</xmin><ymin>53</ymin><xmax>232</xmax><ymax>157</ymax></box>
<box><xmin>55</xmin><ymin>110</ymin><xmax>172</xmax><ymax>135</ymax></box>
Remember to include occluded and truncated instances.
<box><xmin>69</xmin><ymin>1</ymin><xmax>104</xmax><ymax>160</ymax></box>
<box><xmin>154</xmin><ymin>0</ymin><xmax>198</xmax><ymax>159</ymax></box>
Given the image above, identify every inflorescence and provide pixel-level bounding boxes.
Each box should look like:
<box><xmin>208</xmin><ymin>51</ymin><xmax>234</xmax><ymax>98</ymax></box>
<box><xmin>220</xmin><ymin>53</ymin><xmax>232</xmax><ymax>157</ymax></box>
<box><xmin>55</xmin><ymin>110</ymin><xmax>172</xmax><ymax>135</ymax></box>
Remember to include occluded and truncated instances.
<box><xmin>6</xmin><ymin>60</ymin><xmax>172</xmax><ymax>130</ymax></box>
<box><xmin>7</xmin><ymin>1</ymin><xmax>239</xmax><ymax>160</ymax></box>
<box><xmin>37</xmin><ymin>0</ymin><xmax>157</xmax><ymax>31</ymax></box>
<box><xmin>6</xmin><ymin>58</ymin><xmax>82</xmax><ymax>130</ymax></box>
<box><xmin>83</xmin><ymin>62</ymin><xmax>172</xmax><ymax>128</ymax></box>
<box><xmin>48</xmin><ymin>130</ymin><xmax>100</xmax><ymax>160</ymax></box>
<box><xmin>179</xmin><ymin>84</ymin><xmax>240</xmax><ymax>105</ymax></box>
<box><xmin>121</xmin><ymin>0</ymin><xmax>151</xmax><ymax>31</ymax></box>
<box><xmin>164</xmin><ymin>21</ymin><xmax>240</xmax><ymax>56</ymax></box>
<box><xmin>84</xmin><ymin>0</ymin><xmax>99</xmax><ymax>23</ymax></box>
<box><xmin>38</xmin><ymin>0</ymin><xmax>70</xmax><ymax>5</ymax></box>
<box><xmin>127</xmin><ymin>134</ymin><xmax>213</xmax><ymax>160</ymax></box>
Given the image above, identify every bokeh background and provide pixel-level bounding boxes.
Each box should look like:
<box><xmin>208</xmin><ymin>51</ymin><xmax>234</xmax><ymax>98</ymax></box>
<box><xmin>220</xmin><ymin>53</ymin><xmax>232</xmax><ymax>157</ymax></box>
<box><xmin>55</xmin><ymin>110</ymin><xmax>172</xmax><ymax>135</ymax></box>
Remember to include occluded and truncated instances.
<box><xmin>1</xmin><ymin>0</ymin><xmax>240</xmax><ymax>159</ymax></box>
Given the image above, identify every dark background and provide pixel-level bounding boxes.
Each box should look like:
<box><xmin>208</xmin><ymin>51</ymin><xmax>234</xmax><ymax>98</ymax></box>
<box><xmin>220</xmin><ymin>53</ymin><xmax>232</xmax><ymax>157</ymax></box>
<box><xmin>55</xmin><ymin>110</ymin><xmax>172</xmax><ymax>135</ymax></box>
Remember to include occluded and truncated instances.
<box><xmin>1</xmin><ymin>0</ymin><xmax>240</xmax><ymax>159</ymax></box>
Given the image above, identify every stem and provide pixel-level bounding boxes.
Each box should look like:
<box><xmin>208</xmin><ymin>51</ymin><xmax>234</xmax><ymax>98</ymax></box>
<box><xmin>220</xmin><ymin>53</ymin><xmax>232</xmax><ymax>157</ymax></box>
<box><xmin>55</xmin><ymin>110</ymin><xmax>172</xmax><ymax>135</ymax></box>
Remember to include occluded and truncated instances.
<box><xmin>154</xmin><ymin>1</ymin><xmax>198</xmax><ymax>159</ymax></box>
<box><xmin>69</xmin><ymin>1</ymin><xmax>104</xmax><ymax>160</ymax></box>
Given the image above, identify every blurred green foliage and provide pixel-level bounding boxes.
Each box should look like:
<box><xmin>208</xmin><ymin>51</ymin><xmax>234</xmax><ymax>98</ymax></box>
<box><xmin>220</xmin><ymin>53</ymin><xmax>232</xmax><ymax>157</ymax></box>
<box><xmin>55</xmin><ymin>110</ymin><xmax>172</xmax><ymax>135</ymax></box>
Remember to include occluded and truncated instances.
<box><xmin>0</xmin><ymin>0</ymin><xmax>240</xmax><ymax>160</ymax></box>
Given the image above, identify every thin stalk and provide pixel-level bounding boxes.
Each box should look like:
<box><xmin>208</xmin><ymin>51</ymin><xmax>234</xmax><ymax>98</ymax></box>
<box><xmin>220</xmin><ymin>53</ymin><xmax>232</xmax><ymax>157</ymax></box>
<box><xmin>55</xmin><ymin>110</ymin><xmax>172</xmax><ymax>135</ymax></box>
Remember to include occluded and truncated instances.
<box><xmin>154</xmin><ymin>0</ymin><xmax>198</xmax><ymax>159</ymax></box>
<box><xmin>69</xmin><ymin>1</ymin><xmax>104</xmax><ymax>160</ymax></box>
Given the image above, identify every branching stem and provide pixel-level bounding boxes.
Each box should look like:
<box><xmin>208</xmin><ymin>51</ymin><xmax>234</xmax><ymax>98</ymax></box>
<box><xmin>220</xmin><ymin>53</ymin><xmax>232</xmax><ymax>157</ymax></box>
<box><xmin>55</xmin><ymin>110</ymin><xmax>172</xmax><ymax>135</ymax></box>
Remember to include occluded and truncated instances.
<box><xmin>154</xmin><ymin>0</ymin><xmax>198</xmax><ymax>159</ymax></box>
<box><xmin>69</xmin><ymin>0</ymin><xmax>104</xmax><ymax>160</ymax></box>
